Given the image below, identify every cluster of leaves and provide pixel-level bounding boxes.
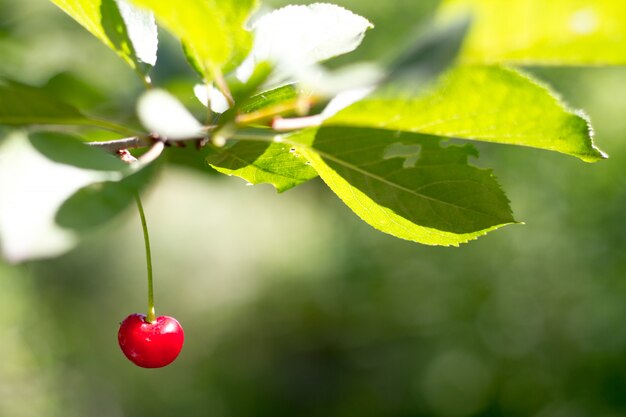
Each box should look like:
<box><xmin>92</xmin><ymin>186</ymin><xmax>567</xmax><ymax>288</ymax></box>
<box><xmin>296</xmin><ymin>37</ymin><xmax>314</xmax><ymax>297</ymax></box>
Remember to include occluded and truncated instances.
<box><xmin>0</xmin><ymin>0</ymin><xmax>614</xmax><ymax>263</ymax></box>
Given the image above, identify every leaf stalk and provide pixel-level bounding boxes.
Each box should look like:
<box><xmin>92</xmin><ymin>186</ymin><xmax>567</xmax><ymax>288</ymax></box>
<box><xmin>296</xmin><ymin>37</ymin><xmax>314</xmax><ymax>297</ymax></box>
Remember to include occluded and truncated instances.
<box><xmin>135</xmin><ymin>193</ymin><xmax>156</xmax><ymax>324</ymax></box>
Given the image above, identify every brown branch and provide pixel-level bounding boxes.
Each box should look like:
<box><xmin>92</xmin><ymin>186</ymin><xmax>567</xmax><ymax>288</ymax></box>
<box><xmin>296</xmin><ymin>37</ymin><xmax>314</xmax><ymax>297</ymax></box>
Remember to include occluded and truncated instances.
<box><xmin>114</xmin><ymin>141</ymin><xmax>164</xmax><ymax>165</ymax></box>
<box><xmin>87</xmin><ymin>136</ymin><xmax>155</xmax><ymax>153</ymax></box>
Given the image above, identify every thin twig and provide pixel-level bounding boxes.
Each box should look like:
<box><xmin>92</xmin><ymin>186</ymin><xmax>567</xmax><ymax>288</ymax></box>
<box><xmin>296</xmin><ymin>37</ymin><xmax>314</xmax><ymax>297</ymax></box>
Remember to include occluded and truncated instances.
<box><xmin>138</xmin><ymin>141</ymin><xmax>165</xmax><ymax>165</ymax></box>
<box><xmin>88</xmin><ymin>136</ymin><xmax>155</xmax><ymax>153</ymax></box>
<box><xmin>235</xmin><ymin>96</ymin><xmax>319</xmax><ymax>126</ymax></box>
<box><xmin>213</xmin><ymin>71</ymin><xmax>235</xmax><ymax>107</ymax></box>
<box><xmin>117</xmin><ymin>149</ymin><xmax>138</xmax><ymax>163</ymax></box>
<box><xmin>272</xmin><ymin>115</ymin><xmax>323</xmax><ymax>131</ymax></box>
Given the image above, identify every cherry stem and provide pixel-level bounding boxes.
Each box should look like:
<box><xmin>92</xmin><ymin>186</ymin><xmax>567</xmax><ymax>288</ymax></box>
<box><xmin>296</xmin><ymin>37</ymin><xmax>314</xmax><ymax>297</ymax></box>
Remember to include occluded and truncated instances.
<box><xmin>135</xmin><ymin>193</ymin><xmax>156</xmax><ymax>323</ymax></box>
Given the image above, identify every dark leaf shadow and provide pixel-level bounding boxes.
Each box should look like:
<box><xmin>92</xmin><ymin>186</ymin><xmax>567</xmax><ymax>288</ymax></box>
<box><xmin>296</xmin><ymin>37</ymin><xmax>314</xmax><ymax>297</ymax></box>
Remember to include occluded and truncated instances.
<box><xmin>312</xmin><ymin>126</ymin><xmax>514</xmax><ymax>234</ymax></box>
<box><xmin>55</xmin><ymin>160</ymin><xmax>159</xmax><ymax>231</ymax></box>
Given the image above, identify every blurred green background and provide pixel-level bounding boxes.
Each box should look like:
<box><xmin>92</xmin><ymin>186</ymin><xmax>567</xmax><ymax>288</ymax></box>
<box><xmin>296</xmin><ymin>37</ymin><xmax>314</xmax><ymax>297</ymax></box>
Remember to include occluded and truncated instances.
<box><xmin>2</xmin><ymin>0</ymin><xmax>626</xmax><ymax>416</ymax></box>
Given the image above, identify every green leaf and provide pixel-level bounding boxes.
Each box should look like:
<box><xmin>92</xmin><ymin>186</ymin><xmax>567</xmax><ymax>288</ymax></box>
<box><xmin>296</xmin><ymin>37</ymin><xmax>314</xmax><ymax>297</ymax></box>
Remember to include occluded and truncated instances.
<box><xmin>229</xmin><ymin>62</ymin><xmax>274</xmax><ymax>105</ymax></box>
<box><xmin>240</xmin><ymin>84</ymin><xmax>298</xmax><ymax>114</ymax></box>
<box><xmin>441</xmin><ymin>0</ymin><xmax>626</xmax><ymax>65</ymax></box>
<box><xmin>56</xmin><ymin>159</ymin><xmax>159</xmax><ymax>230</ymax></box>
<box><xmin>216</xmin><ymin>84</ymin><xmax>299</xmax><ymax>127</ymax></box>
<box><xmin>328</xmin><ymin>66</ymin><xmax>606</xmax><ymax>162</ymax></box>
<box><xmin>164</xmin><ymin>146</ymin><xmax>219</xmax><ymax>174</ymax></box>
<box><xmin>0</xmin><ymin>131</ymin><xmax>156</xmax><ymax>263</ymax></box>
<box><xmin>137</xmin><ymin>89</ymin><xmax>203</xmax><ymax>139</ymax></box>
<box><xmin>42</xmin><ymin>72</ymin><xmax>109</xmax><ymax>111</ymax></box>
<box><xmin>132</xmin><ymin>0</ymin><xmax>257</xmax><ymax>81</ymax></box>
<box><xmin>206</xmin><ymin>141</ymin><xmax>318</xmax><ymax>193</ymax></box>
<box><xmin>50</xmin><ymin>0</ymin><xmax>157</xmax><ymax>73</ymax></box>
<box><xmin>290</xmin><ymin>127</ymin><xmax>515</xmax><ymax>246</ymax></box>
<box><xmin>0</xmin><ymin>79</ymin><xmax>138</xmax><ymax>135</ymax></box>
<box><xmin>0</xmin><ymin>79</ymin><xmax>85</xmax><ymax>126</ymax></box>
<box><xmin>236</xmin><ymin>4</ymin><xmax>372</xmax><ymax>84</ymax></box>
<box><xmin>194</xmin><ymin>62</ymin><xmax>273</xmax><ymax>116</ymax></box>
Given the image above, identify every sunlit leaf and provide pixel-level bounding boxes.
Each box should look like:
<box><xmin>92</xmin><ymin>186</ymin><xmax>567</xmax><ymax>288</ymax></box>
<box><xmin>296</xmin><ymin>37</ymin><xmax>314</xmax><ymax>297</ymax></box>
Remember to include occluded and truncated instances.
<box><xmin>441</xmin><ymin>0</ymin><xmax>626</xmax><ymax>65</ymax></box>
<box><xmin>132</xmin><ymin>0</ymin><xmax>257</xmax><ymax>81</ymax></box>
<box><xmin>194</xmin><ymin>62</ymin><xmax>274</xmax><ymax>114</ymax></box>
<box><xmin>226</xmin><ymin>84</ymin><xmax>301</xmax><ymax>126</ymax></box>
<box><xmin>239</xmin><ymin>84</ymin><xmax>298</xmax><ymax>114</ymax></box>
<box><xmin>206</xmin><ymin>140</ymin><xmax>317</xmax><ymax>193</ymax></box>
<box><xmin>328</xmin><ymin>66</ymin><xmax>606</xmax><ymax>162</ymax></box>
<box><xmin>50</xmin><ymin>0</ymin><xmax>157</xmax><ymax>73</ymax></box>
<box><xmin>236</xmin><ymin>3</ymin><xmax>373</xmax><ymax>83</ymax></box>
<box><xmin>295</xmin><ymin>63</ymin><xmax>384</xmax><ymax>96</ymax></box>
<box><xmin>290</xmin><ymin>127</ymin><xmax>515</xmax><ymax>246</ymax></box>
<box><xmin>137</xmin><ymin>89</ymin><xmax>203</xmax><ymax>140</ymax></box>
<box><xmin>320</xmin><ymin>87</ymin><xmax>376</xmax><ymax>120</ymax></box>
<box><xmin>194</xmin><ymin>84</ymin><xmax>231</xmax><ymax>114</ymax></box>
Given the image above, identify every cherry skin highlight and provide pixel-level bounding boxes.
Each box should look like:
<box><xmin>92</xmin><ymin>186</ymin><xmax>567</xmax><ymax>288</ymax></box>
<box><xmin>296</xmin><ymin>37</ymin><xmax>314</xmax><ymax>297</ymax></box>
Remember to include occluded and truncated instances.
<box><xmin>118</xmin><ymin>313</ymin><xmax>184</xmax><ymax>368</ymax></box>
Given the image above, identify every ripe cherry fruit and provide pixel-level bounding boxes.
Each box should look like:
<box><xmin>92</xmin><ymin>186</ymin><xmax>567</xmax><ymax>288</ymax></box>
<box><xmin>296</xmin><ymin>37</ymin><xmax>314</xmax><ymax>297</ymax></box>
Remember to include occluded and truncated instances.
<box><xmin>121</xmin><ymin>194</ymin><xmax>184</xmax><ymax>368</ymax></box>
<box><xmin>118</xmin><ymin>313</ymin><xmax>184</xmax><ymax>368</ymax></box>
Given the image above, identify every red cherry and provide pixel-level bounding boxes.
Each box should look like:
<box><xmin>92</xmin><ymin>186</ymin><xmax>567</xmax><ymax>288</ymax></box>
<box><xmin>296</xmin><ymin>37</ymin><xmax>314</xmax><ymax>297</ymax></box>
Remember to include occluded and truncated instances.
<box><xmin>118</xmin><ymin>313</ymin><xmax>184</xmax><ymax>368</ymax></box>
